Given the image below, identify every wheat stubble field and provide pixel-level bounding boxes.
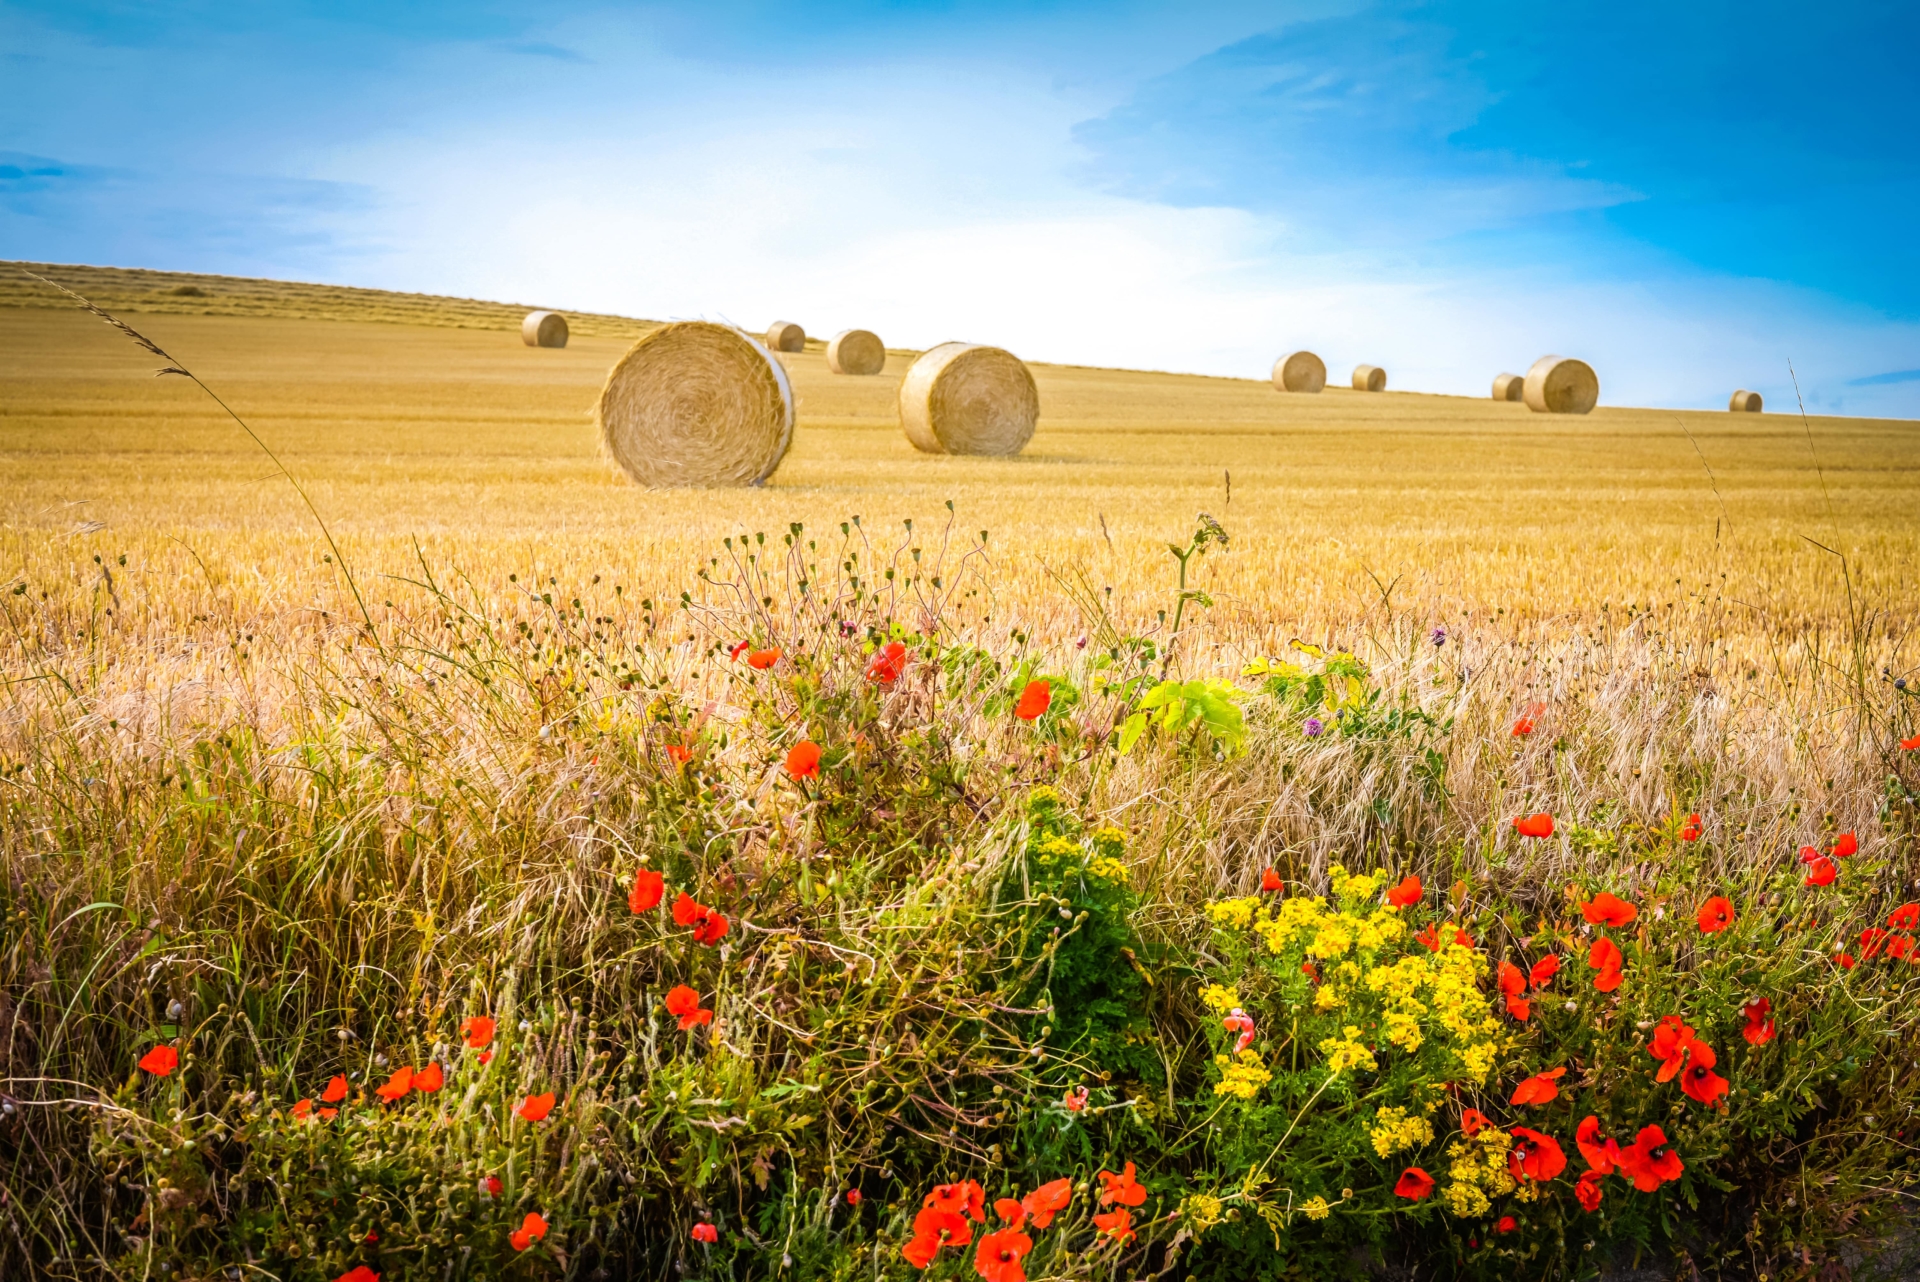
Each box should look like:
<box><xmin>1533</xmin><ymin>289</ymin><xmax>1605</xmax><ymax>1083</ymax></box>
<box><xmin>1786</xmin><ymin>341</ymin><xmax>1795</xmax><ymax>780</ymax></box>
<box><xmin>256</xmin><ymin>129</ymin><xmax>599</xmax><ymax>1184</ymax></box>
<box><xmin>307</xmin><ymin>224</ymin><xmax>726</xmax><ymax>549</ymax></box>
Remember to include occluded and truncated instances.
<box><xmin>4</xmin><ymin>263</ymin><xmax>1920</xmax><ymax>1282</ymax></box>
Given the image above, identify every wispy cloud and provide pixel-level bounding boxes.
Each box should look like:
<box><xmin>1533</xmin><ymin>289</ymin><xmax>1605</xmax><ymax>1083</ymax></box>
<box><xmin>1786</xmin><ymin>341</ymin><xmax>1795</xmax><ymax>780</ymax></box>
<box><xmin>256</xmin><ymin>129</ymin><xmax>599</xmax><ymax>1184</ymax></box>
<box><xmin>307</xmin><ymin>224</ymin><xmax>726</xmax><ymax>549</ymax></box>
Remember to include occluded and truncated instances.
<box><xmin>1848</xmin><ymin>369</ymin><xmax>1920</xmax><ymax>387</ymax></box>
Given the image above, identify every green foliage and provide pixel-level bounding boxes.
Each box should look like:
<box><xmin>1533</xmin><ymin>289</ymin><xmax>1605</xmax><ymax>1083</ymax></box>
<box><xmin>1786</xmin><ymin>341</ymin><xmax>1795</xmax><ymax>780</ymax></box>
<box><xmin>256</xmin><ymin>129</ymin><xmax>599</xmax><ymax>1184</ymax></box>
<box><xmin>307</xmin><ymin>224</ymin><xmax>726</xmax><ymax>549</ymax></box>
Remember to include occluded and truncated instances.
<box><xmin>1118</xmin><ymin>678</ymin><xmax>1248</xmax><ymax>757</ymax></box>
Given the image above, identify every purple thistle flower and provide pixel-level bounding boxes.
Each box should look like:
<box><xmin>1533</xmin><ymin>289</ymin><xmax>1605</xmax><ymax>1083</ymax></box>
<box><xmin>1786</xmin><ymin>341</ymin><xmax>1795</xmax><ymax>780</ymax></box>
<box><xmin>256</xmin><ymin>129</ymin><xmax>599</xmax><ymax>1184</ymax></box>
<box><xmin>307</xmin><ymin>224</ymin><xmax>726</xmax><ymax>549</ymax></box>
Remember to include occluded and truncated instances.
<box><xmin>1431</xmin><ymin>626</ymin><xmax>1447</xmax><ymax>647</ymax></box>
<box><xmin>1303</xmin><ymin>717</ymin><xmax>1325</xmax><ymax>738</ymax></box>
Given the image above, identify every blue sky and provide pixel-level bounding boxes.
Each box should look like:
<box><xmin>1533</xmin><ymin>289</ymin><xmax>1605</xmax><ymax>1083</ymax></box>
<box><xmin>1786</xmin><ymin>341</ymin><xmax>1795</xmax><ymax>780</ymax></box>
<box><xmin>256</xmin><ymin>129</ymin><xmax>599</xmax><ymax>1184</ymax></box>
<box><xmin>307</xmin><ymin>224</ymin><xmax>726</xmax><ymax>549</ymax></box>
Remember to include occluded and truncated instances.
<box><xmin>4</xmin><ymin>0</ymin><xmax>1918</xmax><ymax>415</ymax></box>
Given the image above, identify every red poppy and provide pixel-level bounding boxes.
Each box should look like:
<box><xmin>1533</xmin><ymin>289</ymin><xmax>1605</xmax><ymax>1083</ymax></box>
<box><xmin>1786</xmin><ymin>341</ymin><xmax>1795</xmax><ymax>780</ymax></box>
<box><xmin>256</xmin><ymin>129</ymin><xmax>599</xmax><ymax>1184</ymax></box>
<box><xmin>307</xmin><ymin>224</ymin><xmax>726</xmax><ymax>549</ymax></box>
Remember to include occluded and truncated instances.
<box><xmin>1023</xmin><ymin>1176</ymin><xmax>1074</xmax><ymax>1225</ymax></box>
<box><xmin>1696</xmin><ymin>896</ymin><xmax>1734</xmax><ymax>933</ymax></box>
<box><xmin>477</xmin><ymin>1051</ymin><xmax>493</xmax><ymax>1066</ymax></box>
<box><xmin>413</xmin><ymin>1062</ymin><xmax>444</xmax><ymax>1093</ymax></box>
<box><xmin>292</xmin><ymin>1098</ymin><xmax>314</xmax><ymax>1120</ymax></box>
<box><xmin>1261</xmin><ymin>867</ymin><xmax>1283</xmax><ymax>893</ymax></box>
<box><xmin>374</xmin><ymin>1066</ymin><xmax>414</xmax><ymax>1101</ymax></box>
<box><xmin>673</xmin><ymin>892</ymin><xmax>706</xmax><ymax>925</ymax></box>
<box><xmin>1460</xmin><ymin>1108</ymin><xmax>1490</xmax><ymax>1137</ymax></box>
<box><xmin>1495</xmin><ymin>1215</ymin><xmax>1517</xmax><ymax>1234</ymax></box>
<box><xmin>785</xmin><ymin>740</ymin><xmax>822</xmax><ymax>779</ymax></box>
<box><xmin>1529</xmin><ymin>955</ymin><xmax>1560</xmax><ymax>988</ymax></box>
<box><xmin>1797</xmin><ymin>844</ymin><xmax>1821</xmax><ymax>864</ymax></box>
<box><xmin>747</xmin><ymin>648</ymin><xmax>781</xmax><ymax>670</ymax></box>
<box><xmin>1678</xmin><ymin>1042</ymin><xmax>1729</xmax><ymax>1105</ymax></box>
<box><xmin>1741</xmin><ymin>998</ymin><xmax>1775</xmax><ymax>1046</ymax></box>
<box><xmin>1097</xmin><ymin>1161</ymin><xmax>1147</xmax><ymax>1208</ymax></box>
<box><xmin>461</xmin><ymin>1017</ymin><xmax>496</xmax><ymax>1050</ymax></box>
<box><xmin>1222</xmin><ymin>1010</ymin><xmax>1256</xmax><ymax>1052</ymax></box>
<box><xmin>1393</xmin><ymin>1167</ymin><xmax>1436</xmax><ymax>1200</ymax></box>
<box><xmin>1575</xmin><ymin>1115</ymin><xmax>1615</xmax><ymax>1174</ymax></box>
<box><xmin>1513</xmin><ymin>813</ymin><xmax>1555</xmax><ymax>839</ymax></box>
<box><xmin>847</xmin><ymin>1189</ymin><xmax>863</xmax><ymax>1207</ymax></box>
<box><xmin>728</xmin><ymin>640</ymin><xmax>751</xmax><ymax>661</ymax></box>
<box><xmin>335</xmin><ymin>1269</ymin><xmax>380</xmax><ymax>1282</ymax></box>
<box><xmin>1891</xmin><ymin>934</ymin><xmax>1916</xmax><ymax>961</ymax></box>
<box><xmin>1416</xmin><ymin>923</ymin><xmax>1474</xmax><ymax>952</ymax></box>
<box><xmin>508</xmin><ymin>1211</ymin><xmax>548</xmax><ymax>1252</ymax></box>
<box><xmin>1861</xmin><ymin>927</ymin><xmax>1890</xmax><ymax>960</ymax></box>
<box><xmin>1498</xmin><ymin>962</ymin><xmax>1531</xmax><ymax>1021</ymax></box>
<box><xmin>926</xmin><ymin>1181</ymin><xmax>987</xmax><ymax>1222</ymax></box>
<box><xmin>866</xmin><ymin>641</ymin><xmax>909</xmax><ymax>684</ymax></box>
<box><xmin>1648</xmin><ymin>1015</ymin><xmax>1698</xmax><ymax>1082</ymax></box>
<box><xmin>1903</xmin><ymin>734</ymin><xmax>1920</xmax><ymax>751</ymax></box>
<box><xmin>1831</xmin><ymin>832</ymin><xmax>1858</xmax><ymax>858</ymax></box>
<box><xmin>665</xmin><ymin>743</ymin><xmax>692</xmax><ymax>765</ymax></box>
<box><xmin>627</xmin><ymin>867</ymin><xmax>665</xmax><ymax>914</ymax></box>
<box><xmin>993</xmin><ymin>1198</ymin><xmax>1025</xmax><ymax>1228</ymax></box>
<box><xmin>694</xmin><ymin>910</ymin><xmax>729</xmax><ymax>945</ymax></box>
<box><xmin>1093</xmin><ymin>1207</ymin><xmax>1136</xmax><ymax>1242</ymax></box>
<box><xmin>665</xmin><ymin>984</ymin><xmax>712</xmax><ymax>1030</ymax></box>
<box><xmin>691</xmin><ymin>1222</ymin><xmax>719</xmax><ymax>1244</ymax></box>
<box><xmin>1581</xmin><ymin>892</ymin><xmax>1638</xmax><ymax>927</ymax></box>
<box><xmin>516</xmin><ymin>1091</ymin><xmax>556</xmax><ymax>1122</ymax></box>
<box><xmin>1511</xmin><ymin>717</ymin><xmax>1535</xmax><ymax>737</ymax></box>
<box><xmin>1510</xmin><ymin>1066</ymin><xmax>1566</xmax><ymax>1106</ymax></box>
<box><xmin>1835</xmin><ymin>951</ymin><xmax>1857</xmax><ymax>969</ymax></box>
<box><xmin>1891</xmin><ymin>904</ymin><xmax>1920</xmax><ymax>931</ymax></box>
<box><xmin>1062</xmin><ymin>1085</ymin><xmax>1089</xmax><ymax>1112</ymax></box>
<box><xmin>138</xmin><ymin>1045</ymin><xmax>179</xmax><ymax>1077</ymax></box>
<box><xmin>909</xmin><ymin>1206</ymin><xmax>975</xmax><ymax>1264</ymax></box>
<box><xmin>1615</xmin><ymin>1125</ymin><xmax>1683</xmax><ymax>1191</ymax></box>
<box><xmin>1805</xmin><ymin>857</ymin><xmax>1838</xmax><ymax>887</ymax></box>
<box><xmin>322</xmin><ymin>1073</ymin><xmax>349</xmax><ymax>1103</ymax></box>
<box><xmin>903</xmin><ymin>1234</ymin><xmax>942</xmax><ymax>1270</ymax></box>
<box><xmin>1013</xmin><ymin>680</ymin><xmax>1051</xmax><ymax>720</ymax></box>
<box><xmin>974</xmin><ymin>1227</ymin><xmax>1033</xmax><ymax>1282</ymax></box>
<box><xmin>1507</xmin><ymin>1127</ymin><xmax>1567</xmax><ymax>1181</ymax></box>
<box><xmin>1575</xmin><ymin>1170</ymin><xmax>1605</xmax><ymax>1211</ymax></box>
<box><xmin>1588</xmin><ymin>936</ymin><xmax>1624</xmax><ymax>971</ymax></box>
<box><xmin>1386</xmin><ymin>875</ymin><xmax>1422</xmax><ymax>907</ymax></box>
<box><xmin>1680</xmin><ymin>813</ymin><xmax>1703</xmax><ymax>842</ymax></box>
<box><xmin>482</xmin><ymin>1175</ymin><xmax>503</xmax><ymax>1198</ymax></box>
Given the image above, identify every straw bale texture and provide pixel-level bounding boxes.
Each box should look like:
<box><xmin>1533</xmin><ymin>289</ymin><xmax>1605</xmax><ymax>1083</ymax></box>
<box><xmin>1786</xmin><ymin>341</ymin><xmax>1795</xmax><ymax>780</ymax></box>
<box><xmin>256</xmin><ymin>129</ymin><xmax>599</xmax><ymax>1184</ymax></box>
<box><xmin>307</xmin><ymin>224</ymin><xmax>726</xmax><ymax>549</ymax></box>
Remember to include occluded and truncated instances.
<box><xmin>766</xmin><ymin>321</ymin><xmax>806</xmax><ymax>353</ymax></box>
<box><xmin>1352</xmin><ymin>364</ymin><xmax>1387</xmax><ymax>392</ymax></box>
<box><xmin>596</xmin><ymin>322</ymin><xmax>793</xmax><ymax>488</ymax></box>
<box><xmin>1730</xmin><ymin>389</ymin><xmax>1763</xmax><ymax>413</ymax></box>
<box><xmin>827</xmin><ymin>329</ymin><xmax>886</xmax><ymax>376</ymax></box>
<box><xmin>898</xmin><ymin>343</ymin><xmax>1038</xmax><ymax>456</ymax></box>
<box><xmin>521</xmin><ymin>311</ymin><xmax>569</xmax><ymax>348</ymax></box>
<box><xmin>1492</xmin><ymin>373</ymin><xmax>1524</xmax><ymax>402</ymax></box>
<box><xmin>1523</xmin><ymin>355</ymin><xmax>1599</xmax><ymax>415</ymax></box>
<box><xmin>1272</xmin><ymin>351</ymin><xmax>1326</xmax><ymax>394</ymax></box>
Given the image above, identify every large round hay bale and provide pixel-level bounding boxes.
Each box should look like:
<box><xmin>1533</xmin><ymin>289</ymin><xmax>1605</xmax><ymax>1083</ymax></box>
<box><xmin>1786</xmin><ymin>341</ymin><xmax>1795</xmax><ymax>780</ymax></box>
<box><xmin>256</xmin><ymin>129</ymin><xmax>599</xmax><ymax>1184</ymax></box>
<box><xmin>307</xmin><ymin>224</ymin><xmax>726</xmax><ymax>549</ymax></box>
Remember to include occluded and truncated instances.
<box><xmin>827</xmin><ymin>329</ymin><xmax>886</xmax><ymax>376</ymax></box>
<box><xmin>1492</xmin><ymin>372</ymin><xmax>1525</xmax><ymax>402</ymax></box>
<box><xmin>1272</xmin><ymin>351</ymin><xmax>1326</xmax><ymax>393</ymax></box>
<box><xmin>766</xmin><ymin>321</ymin><xmax>806</xmax><ymax>353</ymax></box>
<box><xmin>1729</xmin><ymin>389</ymin><xmax>1763</xmax><ymax>413</ymax></box>
<box><xmin>898</xmin><ymin>343</ymin><xmax>1038</xmax><ymax>456</ymax></box>
<box><xmin>522</xmin><ymin>311</ymin><xmax>569</xmax><ymax>348</ymax></box>
<box><xmin>596</xmin><ymin>322</ymin><xmax>794</xmax><ymax>488</ymax></box>
<box><xmin>1352</xmin><ymin>364</ymin><xmax>1386</xmax><ymax>392</ymax></box>
<box><xmin>1522</xmin><ymin>355</ymin><xmax>1599</xmax><ymax>415</ymax></box>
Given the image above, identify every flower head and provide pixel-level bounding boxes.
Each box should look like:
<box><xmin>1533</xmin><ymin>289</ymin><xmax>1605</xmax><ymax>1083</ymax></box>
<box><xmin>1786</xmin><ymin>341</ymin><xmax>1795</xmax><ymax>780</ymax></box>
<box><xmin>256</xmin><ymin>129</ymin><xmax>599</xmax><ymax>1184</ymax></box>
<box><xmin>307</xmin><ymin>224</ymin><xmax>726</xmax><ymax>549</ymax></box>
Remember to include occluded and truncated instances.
<box><xmin>1023</xmin><ymin>1177</ymin><xmax>1073</xmax><ymax>1226</ymax></box>
<box><xmin>1581</xmin><ymin>892</ymin><xmax>1638</xmax><ymax>927</ymax></box>
<box><xmin>1696</xmin><ymin>896</ymin><xmax>1735</xmax><ymax>933</ymax></box>
<box><xmin>1616</xmin><ymin>1125</ymin><xmax>1683</xmax><ymax>1191</ymax></box>
<box><xmin>1393</xmin><ymin>1167</ymin><xmax>1436</xmax><ymax>1200</ymax></box>
<box><xmin>1460</xmin><ymin>1108</ymin><xmax>1490</xmax><ymax>1137</ymax></box>
<box><xmin>1648</xmin><ymin>1015</ymin><xmax>1698</xmax><ymax>1082</ymax></box>
<box><xmin>461</xmin><ymin>1017</ymin><xmax>496</xmax><ymax>1050</ymax></box>
<box><xmin>1507</xmin><ymin>1127</ymin><xmax>1567</xmax><ymax>1181</ymax></box>
<box><xmin>1013</xmin><ymin>680</ymin><xmax>1051</xmax><ymax>720</ymax></box>
<box><xmin>1831</xmin><ymin>832</ymin><xmax>1858</xmax><ymax>858</ymax></box>
<box><xmin>1575</xmin><ymin>1170</ymin><xmax>1605</xmax><ymax>1211</ymax></box>
<box><xmin>1061</xmin><ymin>1085</ymin><xmax>1088</xmax><ymax>1112</ymax></box>
<box><xmin>974</xmin><ymin>1227</ymin><xmax>1033</xmax><ymax>1282</ymax></box>
<box><xmin>1303</xmin><ymin>717</ymin><xmax>1325</xmax><ymax>737</ymax></box>
<box><xmin>1805</xmin><ymin>857</ymin><xmax>1838</xmax><ymax>887</ymax></box>
<box><xmin>374</xmin><ymin>1066</ymin><xmax>414</xmax><ymax>1102</ymax></box>
<box><xmin>691</xmin><ymin>1223</ymin><xmax>719</xmax><ymax>1244</ymax></box>
<box><xmin>1529</xmin><ymin>955</ymin><xmax>1560</xmax><ymax>988</ymax></box>
<box><xmin>1513</xmin><ymin>813</ymin><xmax>1555</xmax><ymax>839</ymax></box>
<box><xmin>628</xmin><ymin>868</ymin><xmax>664</xmax><ymax>914</ymax></box>
<box><xmin>1510</xmin><ymin>1066</ymin><xmax>1566</xmax><ymax>1106</ymax></box>
<box><xmin>1385</xmin><ymin>875</ymin><xmax>1422</xmax><ymax>907</ymax></box>
<box><xmin>1891</xmin><ymin>904</ymin><xmax>1920</xmax><ymax>931</ymax></box>
<box><xmin>1260</xmin><ymin>867</ymin><xmax>1282</xmax><ymax>893</ymax></box>
<box><xmin>508</xmin><ymin>1211</ymin><xmax>548</xmax><ymax>1252</ymax></box>
<box><xmin>727</xmin><ymin>640</ymin><xmax>751</xmax><ymax>661</ymax></box>
<box><xmin>1680</xmin><ymin>812</ymin><xmax>1704</xmax><ymax>842</ymax></box>
<box><xmin>1741</xmin><ymin>998</ymin><xmax>1775</xmax><ymax>1046</ymax></box>
<box><xmin>1575</xmin><ymin>1115</ymin><xmax>1615</xmax><ymax>1175</ymax></box>
<box><xmin>1097</xmin><ymin>1162</ymin><xmax>1147</xmax><ymax>1208</ymax></box>
<box><xmin>321</xmin><ymin>1074</ymin><xmax>349</xmax><ymax>1103</ymax></box>
<box><xmin>413</xmin><ymin>1062</ymin><xmax>444</xmax><ymax>1093</ymax></box>
<box><xmin>1678</xmin><ymin>1041</ymin><xmax>1730</xmax><ymax>1105</ymax></box>
<box><xmin>1431</xmin><ymin>627</ymin><xmax>1447</xmax><ymax>647</ymax></box>
<box><xmin>138</xmin><ymin>1045</ymin><xmax>179</xmax><ymax>1077</ymax></box>
<box><xmin>665</xmin><ymin>984</ymin><xmax>713</xmax><ymax>1030</ymax></box>
<box><xmin>785</xmin><ymin>740</ymin><xmax>822</xmax><ymax>779</ymax></box>
<box><xmin>335</xmin><ymin>1269</ymin><xmax>380</xmax><ymax>1282</ymax></box>
<box><xmin>866</xmin><ymin>641</ymin><xmax>909</xmax><ymax>684</ymax></box>
<box><xmin>1092</xmin><ymin>1207</ymin><xmax>1135</xmax><ymax>1242</ymax></box>
<box><xmin>746</xmin><ymin>647</ymin><xmax>781</xmax><ymax>670</ymax></box>
<box><xmin>926</xmin><ymin>1180</ymin><xmax>986</xmax><ymax>1222</ymax></box>
<box><xmin>516</xmin><ymin>1091</ymin><xmax>556</xmax><ymax>1122</ymax></box>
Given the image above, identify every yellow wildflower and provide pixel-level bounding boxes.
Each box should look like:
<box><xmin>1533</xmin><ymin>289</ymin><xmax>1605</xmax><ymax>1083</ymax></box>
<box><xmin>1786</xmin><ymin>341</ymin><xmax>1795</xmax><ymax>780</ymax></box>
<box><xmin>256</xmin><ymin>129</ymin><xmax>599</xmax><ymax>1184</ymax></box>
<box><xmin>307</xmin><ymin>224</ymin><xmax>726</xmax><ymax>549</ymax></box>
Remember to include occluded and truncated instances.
<box><xmin>1199</xmin><ymin>984</ymin><xmax>1241</xmax><ymax>1013</ymax></box>
<box><xmin>1212</xmin><ymin>1049</ymin><xmax>1273</xmax><ymax>1100</ymax></box>
<box><xmin>1207</xmin><ymin>896</ymin><xmax>1260</xmax><ymax>931</ymax></box>
<box><xmin>1368</xmin><ymin>1107</ymin><xmax>1435</xmax><ymax>1159</ymax></box>
<box><xmin>1300</xmin><ymin>1196</ymin><xmax>1331</xmax><ymax>1221</ymax></box>
<box><xmin>1317</xmin><ymin>1026</ymin><xmax>1377</xmax><ymax>1075</ymax></box>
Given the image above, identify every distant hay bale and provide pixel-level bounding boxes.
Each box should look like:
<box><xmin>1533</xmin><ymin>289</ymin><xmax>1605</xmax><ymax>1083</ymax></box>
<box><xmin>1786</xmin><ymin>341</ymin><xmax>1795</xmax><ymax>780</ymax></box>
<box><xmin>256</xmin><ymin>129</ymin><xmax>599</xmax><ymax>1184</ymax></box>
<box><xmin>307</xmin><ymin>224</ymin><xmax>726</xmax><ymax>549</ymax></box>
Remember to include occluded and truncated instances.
<box><xmin>1729</xmin><ymin>389</ymin><xmax>1763</xmax><ymax>413</ymax></box>
<box><xmin>596</xmin><ymin>321</ymin><xmax>794</xmax><ymax>488</ymax></box>
<box><xmin>1522</xmin><ymin>355</ymin><xmax>1599</xmax><ymax>415</ymax></box>
<box><xmin>827</xmin><ymin>329</ymin><xmax>886</xmax><ymax>376</ymax></box>
<box><xmin>1352</xmin><ymin>364</ymin><xmax>1386</xmax><ymax>392</ymax></box>
<box><xmin>1492</xmin><ymin>373</ymin><xmax>1525</xmax><ymax>402</ymax></box>
<box><xmin>898</xmin><ymin>343</ymin><xmax>1038</xmax><ymax>456</ymax></box>
<box><xmin>1271</xmin><ymin>351</ymin><xmax>1326</xmax><ymax>393</ymax></box>
<box><xmin>522</xmin><ymin>311</ymin><xmax>569</xmax><ymax>348</ymax></box>
<box><xmin>766</xmin><ymin>321</ymin><xmax>806</xmax><ymax>353</ymax></box>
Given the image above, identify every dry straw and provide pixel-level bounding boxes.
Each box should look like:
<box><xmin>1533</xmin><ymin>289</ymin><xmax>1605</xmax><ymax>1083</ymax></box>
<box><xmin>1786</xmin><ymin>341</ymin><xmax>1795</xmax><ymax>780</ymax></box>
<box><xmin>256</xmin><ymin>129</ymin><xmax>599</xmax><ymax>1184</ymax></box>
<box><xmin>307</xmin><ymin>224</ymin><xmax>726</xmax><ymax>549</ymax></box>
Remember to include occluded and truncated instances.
<box><xmin>898</xmin><ymin>343</ymin><xmax>1038</xmax><ymax>456</ymax></box>
<box><xmin>522</xmin><ymin>311</ymin><xmax>569</xmax><ymax>348</ymax></box>
<box><xmin>1351</xmin><ymin>364</ymin><xmax>1386</xmax><ymax>392</ymax></box>
<box><xmin>766</xmin><ymin>321</ymin><xmax>806</xmax><ymax>353</ymax></box>
<box><xmin>827</xmin><ymin>329</ymin><xmax>886</xmax><ymax>376</ymax></box>
<box><xmin>1271</xmin><ymin>351</ymin><xmax>1326</xmax><ymax>393</ymax></box>
<box><xmin>1522</xmin><ymin>355</ymin><xmax>1599</xmax><ymax>415</ymax></box>
<box><xmin>1492</xmin><ymin>373</ymin><xmax>1524</xmax><ymax>402</ymax></box>
<box><xmin>596</xmin><ymin>322</ymin><xmax>793</xmax><ymax>487</ymax></box>
<box><xmin>1730</xmin><ymin>389</ymin><xmax>1763</xmax><ymax>413</ymax></box>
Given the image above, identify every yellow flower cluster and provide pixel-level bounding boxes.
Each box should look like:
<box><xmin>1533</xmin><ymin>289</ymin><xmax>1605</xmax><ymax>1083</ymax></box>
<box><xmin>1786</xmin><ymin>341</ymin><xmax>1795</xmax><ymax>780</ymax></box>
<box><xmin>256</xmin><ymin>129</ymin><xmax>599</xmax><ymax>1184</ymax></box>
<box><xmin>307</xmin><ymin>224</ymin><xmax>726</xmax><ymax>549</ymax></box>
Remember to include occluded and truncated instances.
<box><xmin>1442</xmin><ymin>1129</ymin><xmax>1516</xmax><ymax>1218</ymax></box>
<box><xmin>1180</xmin><ymin>1193</ymin><xmax>1224</xmax><ymax>1231</ymax></box>
<box><xmin>1199</xmin><ymin>984</ymin><xmax>1242</xmax><ymax>1013</ymax></box>
<box><xmin>1212</xmin><ymin>1049</ymin><xmax>1274</xmax><ymax>1099</ymax></box>
<box><xmin>1368</xmin><ymin>1107</ymin><xmax>1435</xmax><ymax>1159</ymax></box>
<box><xmin>1317</xmin><ymin>1026</ymin><xmax>1377</xmax><ymax>1075</ymax></box>
<box><xmin>1086</xmin><ymin>855</ymin><xmax>1130</xmax><ymax>884</ymax></box>
<box><xmin>1032</xmin><ymin>833</ymin><xmax>1080</xmax><ymax>865</ymax></box>
<box><xmin>1299</xmin><ymin>1196</ymin><xmax>1331</xmax><ymax>1221</ymax></box>
<box><xmin>1207</xmin><ymin>896</ymin><xmax>1260</xmax><ymax>931</ymax></box>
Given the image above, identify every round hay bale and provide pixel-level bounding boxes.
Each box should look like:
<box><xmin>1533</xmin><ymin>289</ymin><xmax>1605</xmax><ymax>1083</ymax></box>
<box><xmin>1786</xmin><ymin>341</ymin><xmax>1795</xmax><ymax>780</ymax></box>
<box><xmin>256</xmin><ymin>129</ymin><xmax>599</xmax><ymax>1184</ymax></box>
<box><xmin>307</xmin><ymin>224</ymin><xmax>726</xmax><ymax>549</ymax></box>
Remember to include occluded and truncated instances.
<box><xmin>766</xmin><ymin>321</ymin><xmax>806</xmax><ymax>353</ymax></box>
<box><xmin>1522</xmin><ymin>355</ymin><xmax>1599</xmax><ymax>415</ymax></box>
<box><xmin>898</xmin><ymin>343</ymin><xmax>1038</xmax><ymax>456</ymax></box>
<box><xmin>596</xmin><ymin>321</ymin><xmax>794</xmax><ymax>488</ymax></box>
<box><xmin>1352</xmin><ymin>364</ymin><xmax>1386</xmax><ymax>392</ymax></box>
<box><xmin>1492</xmin><ymin>372</ymin><xmax>1525</xmax><ymax>402</ymax></box>
<box><xmin>827</xmin><ymin>329</ymin><xmax>886</xmax><ymax>376</ymax></box>
<box><xmin>1729</xmin><ymin>389</ymin><xmax>1763</xmax><ymax>413</ymax></box>
<box><xmin>522</xmin><ymin>311</ymin><xmax>569</xmax><ymax>348</ymax></box>
<box><xmin>1271</xmin><ymin>351</ymin><xmax>1326</xmax><ymax>393</ymax></box>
